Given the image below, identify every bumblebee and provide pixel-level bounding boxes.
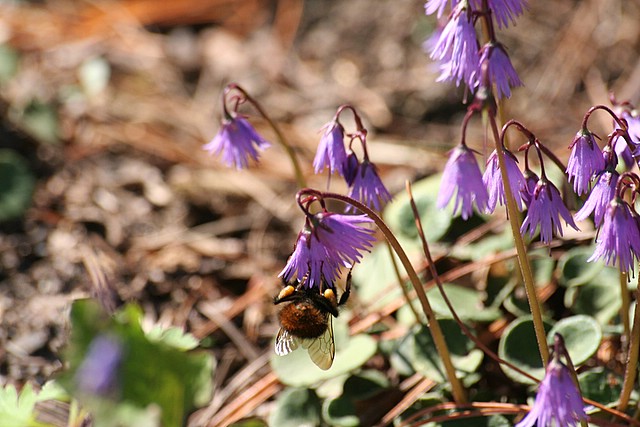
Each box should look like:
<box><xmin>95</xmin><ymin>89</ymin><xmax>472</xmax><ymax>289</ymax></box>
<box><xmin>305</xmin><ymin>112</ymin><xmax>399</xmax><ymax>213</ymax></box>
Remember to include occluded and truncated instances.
<box><xmin>273</xmin><ymin>274</ymin><xmax>351</xmax><ymax>370</ymax></box>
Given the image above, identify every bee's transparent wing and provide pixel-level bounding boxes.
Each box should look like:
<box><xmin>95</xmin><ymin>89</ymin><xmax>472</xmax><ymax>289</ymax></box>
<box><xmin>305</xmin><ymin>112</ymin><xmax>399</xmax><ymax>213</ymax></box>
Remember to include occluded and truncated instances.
<box><xmin>301</xmin><ymin>316</ymin><xmax>335</xmax><ymax>370</ymax></box>
<box><xmin>275</xmin><ymin>328</ymin><xmax>299</xmax><ymax>356</ymax></box>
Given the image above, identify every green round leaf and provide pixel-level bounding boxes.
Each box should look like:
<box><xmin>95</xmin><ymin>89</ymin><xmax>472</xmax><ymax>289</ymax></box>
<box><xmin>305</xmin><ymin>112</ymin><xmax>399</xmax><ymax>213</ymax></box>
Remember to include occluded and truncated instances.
<box><xmin>450</xmin><ymin>228</ymin><xmax>514</xmax><ymax>261</ymax></box>
<box><xmin>343</xmin><ymin>370</ymin><xmax>389</xmax><ymax>400</ymax></box>
<box><xmin>565</xmin><ymin>268</ymin><xmax>620</xmax><ymax>325</ymax></box>
<box><xmin>578</xmin><ymin>368</ymin><xmax>622</xmax><ymax>406</ymax></box>
<box><xmin>426</xmin><ymin>284</ymin><xmax>501</xmax><ymax>322</ymax></box>
<box><xmin>498</xmin><ymin>316</ymin><xmax>552</xmax><ymax>385</ymax></box>
<box><xmin>269</xmin><ymin>388</ymin><xmax>322</xmax><ymax>427</ymax></box>
<box><xmin>0</xmin><ymin>149</ymin><xmax>35</xmax><ymax>222</ymax></box>
<box><xmin>384</xmin><ymin>174</ymin><xmax>452</xmax><ymax>243</ymax></box>
<box><xmin>557</xmin><ymin>246</ymin><xmax>603</xmax><ymax>288</ymax></box>
<box><xmin>322</xmin><ymin>395</ymin><xmax>359</xmax><ymax>427</ymax></box>
<box><xmin>548</xmin><ymin>315</ymin><xmax>601</xmax><ymax>365</ymax></box>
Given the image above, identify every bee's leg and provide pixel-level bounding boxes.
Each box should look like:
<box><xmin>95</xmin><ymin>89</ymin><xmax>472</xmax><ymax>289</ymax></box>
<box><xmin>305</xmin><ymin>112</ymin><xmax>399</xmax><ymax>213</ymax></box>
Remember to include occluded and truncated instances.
<box><xmin>338</xmin><ymin>269</ymin><xmax>352</xmax><ymax>306</ymax></box>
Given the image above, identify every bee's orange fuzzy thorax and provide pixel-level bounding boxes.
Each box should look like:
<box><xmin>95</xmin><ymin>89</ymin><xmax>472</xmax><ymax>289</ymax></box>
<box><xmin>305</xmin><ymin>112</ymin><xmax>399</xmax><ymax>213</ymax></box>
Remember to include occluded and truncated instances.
<box><xmin>278</xmin><ymin>300</ymin><xmax>328</xmax><ymax>339</ymax></box>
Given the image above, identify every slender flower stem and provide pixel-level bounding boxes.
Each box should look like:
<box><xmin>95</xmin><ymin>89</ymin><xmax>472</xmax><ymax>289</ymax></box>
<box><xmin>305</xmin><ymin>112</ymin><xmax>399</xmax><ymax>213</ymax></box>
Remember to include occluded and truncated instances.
<box><xmin>405</xmin><ymin>180</ymin><xmax>542</xmax><ymax>384</ymax></box>
<box><xmin>489</xmin><ymin>115</ymin><xmax>550</xmax><ymax>365</ymax></box>
<box><xmin>226</xmin><ymin>83</ymin><xmax>306</xmax><ymax>188</ymax></box>
<box><xmin>385</xmin><ymin>239</ymin><xmax>422</xmax><ymax>324</ymax></box>
<box><xmin>620</xmin><ymin>270</ymin><xmax>631</xmax><ymax>347</ymax></box>
<box><xmin>618</xmin><ymin>275</ymin><xmax>640</xmax><ymax>412</ymax></box>
<box><xmin>320</xmin><ymin>190</ymin><xmax>468</xmax><ymax>404</ymax></box>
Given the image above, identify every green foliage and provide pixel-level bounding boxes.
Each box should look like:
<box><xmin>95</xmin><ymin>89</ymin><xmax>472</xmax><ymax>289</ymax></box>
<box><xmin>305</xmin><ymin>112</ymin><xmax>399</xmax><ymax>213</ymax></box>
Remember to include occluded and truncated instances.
<box><xmin>0</xmin><ymin>44</ymin><xmax>19</xmax><ymax>83</ymax></box>
<box><xmin>548</xmin><ymin>315</ymin><xmax>602</xmax><ymax>365</ymax></box>
<box><xmin>0</xmin><ymin>381</ymin><xmax>67</xmax><ymax>427</ymax></box>
<box><xmin>385</xmin><ymin>174</ymin><xmax>453</xmax><ymax>243</ymax></box>
<box><xmin>425</xmin><ymin>283</ymin><xmax>501</xmax><ymax>322</ymax></box>
<box><xmin>557</xmin><ymin>246</ymin><xmax>604</xmax><ymax>288</ymax></box>
<box><xmin>268</xmin><ymin>388</ymin><xmax>322</xmax><ymax>427</ymax></box>
<box><xmin>16</xmin><ymin>100</ymin><xmax>60</xmax><ymax>145</ymax></box>
<box><xmin>578</xmin><ymin>368</ymin><xmax>624</xmax><ymax>406</ymax></box>
<box><xmin>0</xmin><ymin>149</ymin><xmax>35</xmax><ymax>222</ymax></box>
<box><xmin>60</xmin><ymin>299</ymin><xmax>214</xmax><ymax>427</ymax></box>
<box><xmin>498</xmin><ymin>317</ymin><xmax>552</xmax><ymax>385</ymax></box>
<box><xmin>564</xmin><ymin>265</ymin><xmax>621</xmax><ymax>325</ymax></box>
<box><xmin>393</xmin><ymin>320</ymin><xmax>484</xmax><ymax>387</ymax></box>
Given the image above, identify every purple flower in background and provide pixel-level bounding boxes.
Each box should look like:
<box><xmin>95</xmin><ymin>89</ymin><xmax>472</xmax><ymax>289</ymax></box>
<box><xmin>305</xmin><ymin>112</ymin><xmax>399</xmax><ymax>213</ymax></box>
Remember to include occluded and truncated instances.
<box><xmin>203</xmin><ymin>116</ymin><xmax>270</xmax><ymax>169</ymax></box>
<box><xmin>483</xmin><ymin>148</ymin><xmax>526</xmax><ymax>213</ymax></box>
<box><xmin>437</xmin><ymin>144</ymin><xmax>488</xmax><ymax>220</ymax></box>
<box><xmin>588</xmin><ymin>199</ymin><xmax>640</xmax><ymax>273</ymax></box>
<box><xmin>424</xmin><ymin>0</ymin><xmax>459</xmax><ymax>18</ymax></box>
<box><xmin>613</xmin><ymin>112</ymin><xmax>640</xmax><ymax>168</ymax></box>
<box><xmin>347</xmin><ymin>159</ymin><xmax>392</xmax><ymax>211</ymax></box>
<box><xmin>475</xmin><ymin>42</ymin><xmax>522</xmax><ymax>99</ymax></box>
<box><xmin>515</xmin><ymin>357</ymin><xmax>587</xmax><ymax>427</ymax></box>
<box><xmin>484</xmin><ymin>0</ymin><xmax>528</xmax><ymax>29</ymax></box>
<box><xmin>574</xmin><ymin>170</ymin><xmax>618</xmax><ymax>227</ymax></box>
<box><xmin>313</xmin><ymin>121</ymin><xmax>347</xmax><ymax>176</ymax></box>
<box><xmin>429</xmin><ymin>3</ymin><xmax>479</xmax><ymax>88</ymax></box>
<box><xmin>279</xmin><ymin>212</ymin><xmax>375</xmax><ymax>288</ymax></box>
<box><xmin>521</xmin><ymin>178</ymin><xmax>579</xmax><ymax>244</ymax></box>
<box><xmin>566</xmin><ymin>129</ymin><xmax>604</xmax><ymax>195</ymax></box>
<box><xmin>76</xmin><ymin>335</ymin><xmax>123</xmax><ymax>396</ymax></box>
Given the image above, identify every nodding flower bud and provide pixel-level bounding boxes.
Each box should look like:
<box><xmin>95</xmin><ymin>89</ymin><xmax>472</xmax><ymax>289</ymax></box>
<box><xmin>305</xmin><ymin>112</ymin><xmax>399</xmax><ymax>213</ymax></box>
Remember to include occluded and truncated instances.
<box><xmin>346</xmin><ymin>159</ymin><xmax>392</xmax><ymax>212</ymax></box>
<box><xmin>483</xmin><ymin>148</ymin><xmax>526</xmax><ymax>213</ymax></box>
<box><xmin>474</xmin><ymin>42</ymin><xmax>523</xmax><ymax>100</ymax></box>
<box><xmin>203</xmin><ymin>116</ymin><xmax>270</xmax><ymax>170</ymax></box>
<box><xmin>313</xmin><ymin>121</ymin><xmax>347</xmax><ymax>176</ymax></box>
<box><xmin>588</xmin><ymin>198</ymin><xmax>640</xmax><ymax>274</ymax></box>
<box><xmin>428</xmin><ymin>2</ymin><xmax>479</xmax><ymax>89</ymax></box>
<box><xmin>520</xmin><ymin>178</ymin><xmax>579</xmax><ymax>244</ymax></box>
<box><xmin>437</xmin><ymin>144</ymin><xmax>488</xmax><ymax>220</ymax></box>
<box><xmin>566</xmin><ymin>129</ymin><xmax>604</xmax><ymax>195</ymax></box>
<box><xmin>343</xmin><ymin>151</ymin><xmax>360</xmax><ymax>187</ymax></box>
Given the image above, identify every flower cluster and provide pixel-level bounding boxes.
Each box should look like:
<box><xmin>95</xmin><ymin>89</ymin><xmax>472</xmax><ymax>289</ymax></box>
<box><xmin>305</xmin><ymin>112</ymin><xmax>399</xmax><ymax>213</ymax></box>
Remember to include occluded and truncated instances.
<box><xmin>313</xmin><ymin>106</ymin><xmax>392</xmax><ymax>212</ymax></box>
<box><xmin>568</xmin><ymin>103</ymin><xmax>640</xmax><ymax>273</ymax></box>
<box><xmin>279</xmin><ymin>191</ymin><xmax>376</xmax><ymax>289</ymax></box>
<box><xmin>437</xmin><ymin>99</ymin><xmax>640</xmax><ymax>271</ymax></box>
<box><xmin>425</xmin><ymin>0</ymin><xmax>526</xmax><ymax>98</ymax></box>
<box><xmin>438</xmin><ymin>119</ymin><xmax>578</xmax><ymax>245</ymax></box>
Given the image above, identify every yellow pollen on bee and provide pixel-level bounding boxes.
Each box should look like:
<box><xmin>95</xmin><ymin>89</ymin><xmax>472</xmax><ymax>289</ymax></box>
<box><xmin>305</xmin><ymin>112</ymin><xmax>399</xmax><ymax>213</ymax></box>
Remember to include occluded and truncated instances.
<box><xmin>277</xmin><ymin>285</ymin><xmax>295</xmax><ymax>300</ymax></box>
<box><xmin>323</xmin><ymin>288</ymin><xmax>337</xmax><ymax>304</ymax></box>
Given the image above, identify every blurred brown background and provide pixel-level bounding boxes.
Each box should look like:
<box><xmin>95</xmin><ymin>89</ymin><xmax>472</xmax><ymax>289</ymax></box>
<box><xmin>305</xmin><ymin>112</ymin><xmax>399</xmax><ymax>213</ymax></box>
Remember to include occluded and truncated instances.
<box><xmin>0</xmin><ymin>0</ymin><xmax>639</xmax><ymax>424</ymax></box>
